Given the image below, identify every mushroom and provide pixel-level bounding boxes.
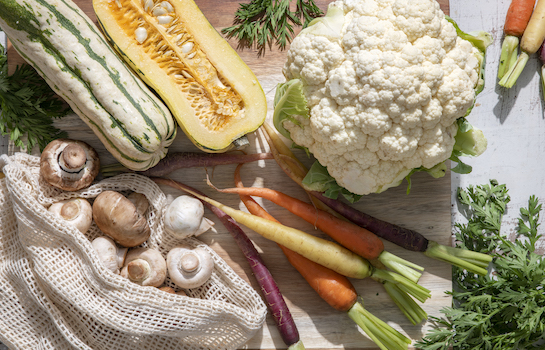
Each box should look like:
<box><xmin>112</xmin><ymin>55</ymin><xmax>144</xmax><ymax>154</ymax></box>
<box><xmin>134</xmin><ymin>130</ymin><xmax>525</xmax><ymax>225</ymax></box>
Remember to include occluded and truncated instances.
<box><xmin>91</xmin><ymin>236</ymin><xmax>128</xmax><ymax>274</ymax></box>
<box><xmin>92</xmin><ymin>190</ymin><xmax>150</xmax><ymax>247</ymax></box>
<box><xmin>158</xmin><ymin>285</ymin><xmax>176</xmax><ymax>293</ymax></box>
<box><xmin>48</xmin><ymin>198</ymin><xmax>93</xmax><ymax>233</ymax></box>
<box><xmin>121</xmin><ymin>247</ymin><xmax>166</xmax><ymax>287</ymax></box>
<box><xmin>40</xmin><ymin>139</ymin><xmax>100</xmax><ymax>191</ymax></box>
<box><xmin>167</xmin><ymin>244</ymin><xmax>214</xmax><ymax>289</ymax></box>
<box><xmin>164</xmin><ymin>195</ymin><xmax>215</xmax><ymax>239</ymax></box>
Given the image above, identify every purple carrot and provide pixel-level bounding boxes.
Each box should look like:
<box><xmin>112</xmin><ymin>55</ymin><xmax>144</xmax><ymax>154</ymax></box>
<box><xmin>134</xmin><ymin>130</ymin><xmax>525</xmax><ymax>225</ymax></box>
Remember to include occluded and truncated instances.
<box><xmin>152</xmin><ymin>177</ymin><xmax>305</xmax><ymax>350</ymax></box>
<box><xmin>101</xmin><ymin>152</ymin><xmax>274</xmax><ymax>177</ymax></box>
<box><xmin>309</xmin><ymin>190</ymin><xmax>491</xmax><ymax>276</ymax></box>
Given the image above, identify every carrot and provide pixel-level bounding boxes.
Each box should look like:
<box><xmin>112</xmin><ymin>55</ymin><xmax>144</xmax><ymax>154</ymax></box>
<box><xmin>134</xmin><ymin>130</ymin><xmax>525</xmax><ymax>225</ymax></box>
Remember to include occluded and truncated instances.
<box><xmin>235</xmin><ymin>168</ymin><xmax>415</xmax><ymax>349</ymax></box>
<box><xmin>500</xmin><ymin>0</ymin><xmax>545</xmax><ymax>87</ymax></box>
<box><xmin>498</xmin><ymin>0</ymin><xmax>536</xmax><ymax>79</ymax></box>
<box><xmin>100</xmin><ymin>151</ymin><xmax>274</xmax><ymax>177</ymax></box>
<box><xmin>152</xmin><ymin>177</ymin><xmax>431</xmax><ymax>303</ymax></box>
<box><xmin>261</xmin><ymin>122</ymin><xmax>492</xmax><ymax>276</ymax></box>
<box><xmin>504</xmin><ymin>0</ymin><xmax>536</xmax><ymax>36</ymax></box>
<box><xmin>234</xmin><ymin>164</ymin><xmax>427</xmax><ymax>326</ymax></box>
<box><xmin>208</xmin><ymin>180</ymin><xmax>425</xmax><ymax>283</ymax></box>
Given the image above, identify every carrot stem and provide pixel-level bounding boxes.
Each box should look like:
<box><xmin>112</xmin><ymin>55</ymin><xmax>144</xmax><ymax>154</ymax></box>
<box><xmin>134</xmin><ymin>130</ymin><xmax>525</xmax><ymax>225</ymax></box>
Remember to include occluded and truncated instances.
<box><xmin>424</xmin><ymin>241</ymin><xmax>491</xmax><ymax>275</ymax></box>
<box><xmin>499</xmin><ymin>51</ymin><xmax>530</xmax><ymax>87</ymax></box>
<box><xmin>347</xmin><ymin>301</ymin><xmax>411</xmax><ymax>350</ymax></box>
<box><xmin>383</xmin><ymin>281</ymin><xmax>428</xmax><ymax>325</ymax></box>
<box><xmin>498</xmin><ymin>35</ymin><xmax>520</xmax><ymax>79</ymax></box>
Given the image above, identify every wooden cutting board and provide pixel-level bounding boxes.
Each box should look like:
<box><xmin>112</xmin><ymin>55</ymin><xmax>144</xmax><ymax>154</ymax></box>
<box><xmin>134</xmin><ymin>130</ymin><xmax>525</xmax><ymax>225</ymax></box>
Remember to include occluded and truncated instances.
<box><xmin>7</xmin><ymin>0</ymin><xmax>452</xmax><ymax>349</ymax></box>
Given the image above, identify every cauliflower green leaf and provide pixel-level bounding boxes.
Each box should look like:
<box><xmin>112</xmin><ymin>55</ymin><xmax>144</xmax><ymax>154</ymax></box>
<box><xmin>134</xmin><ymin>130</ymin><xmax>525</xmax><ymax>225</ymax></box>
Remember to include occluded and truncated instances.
<box><xmin>273</xmin><ymin>79</ymin><xmax>309</xmax><ymax>140</ymax></box>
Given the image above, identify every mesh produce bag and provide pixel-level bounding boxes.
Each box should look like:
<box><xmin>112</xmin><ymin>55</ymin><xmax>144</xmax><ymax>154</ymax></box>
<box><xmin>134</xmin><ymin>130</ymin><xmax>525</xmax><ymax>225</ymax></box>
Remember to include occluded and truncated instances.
<box><xmin>0</xmin><ymin>153</ymin><xmax>267</xmax><ymax>350</ymax></box>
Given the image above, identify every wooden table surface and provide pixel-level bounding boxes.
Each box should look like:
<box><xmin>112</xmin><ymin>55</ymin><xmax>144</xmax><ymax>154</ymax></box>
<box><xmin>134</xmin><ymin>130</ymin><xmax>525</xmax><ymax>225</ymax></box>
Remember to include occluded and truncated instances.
<box><xmin>7</xmin><ymin>0</ymin><xmax>452</xmax><ymax>349</ymax></box>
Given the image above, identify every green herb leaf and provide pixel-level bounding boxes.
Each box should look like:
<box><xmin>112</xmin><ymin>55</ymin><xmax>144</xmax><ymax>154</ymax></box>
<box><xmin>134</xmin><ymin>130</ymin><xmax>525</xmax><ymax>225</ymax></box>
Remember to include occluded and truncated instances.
<box><xmin>222</xmin><ymin>0</ymin><xmax>323</xmax><ymax>55</ymax></box>
<box><xmin>0</xmin><ymin>43</ymin><xmax>69</xmax><ymax>153</ymax></box>
<box><xmin>416</xmin><ymin>180</ymin><xmax>545</xmax><ymax>350</ymax></box>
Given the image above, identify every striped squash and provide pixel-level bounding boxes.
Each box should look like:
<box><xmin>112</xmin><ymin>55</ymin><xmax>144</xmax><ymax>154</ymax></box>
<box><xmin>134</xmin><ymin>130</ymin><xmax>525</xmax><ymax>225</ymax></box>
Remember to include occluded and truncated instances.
<box><xmin>0</xmin><ymin>0</ymin><xmax>177</xmax><ymax>171</ymax></box>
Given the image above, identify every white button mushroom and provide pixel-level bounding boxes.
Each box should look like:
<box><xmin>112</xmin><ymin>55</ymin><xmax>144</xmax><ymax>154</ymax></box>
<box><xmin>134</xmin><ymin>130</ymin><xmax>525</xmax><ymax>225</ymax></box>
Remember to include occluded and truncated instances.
<box><xmin>40</xmin><ymin>139</ymin><xmax>100</xmax><ymax>191</ymax></box>
<box><xmin>91</xmin><ymin>236</ymin><xmax>128</xmax><ymax>274</ymax></box>
<box><xmin>92</xmin><ymin>191</ymin><xmax>150</xmax><ymax>247</ymax></box>
<box><xmin>121</xmin><ymin>247</ymin><xmax>167</xmax><ymax>287</ymax></box>
<box><xmin>48</xmin><ymin>198</ymin><xmax>93</xmax><ymax>233</ymax></box>
<box><xmin>164</xmin><ymin>195</ymin><xmax>214</xmax><ymax>239</ymax></box>
<box><xmin>167</xmin><ymin>245</ymin><xmax>214</xmax><ymax>289</ymax></box>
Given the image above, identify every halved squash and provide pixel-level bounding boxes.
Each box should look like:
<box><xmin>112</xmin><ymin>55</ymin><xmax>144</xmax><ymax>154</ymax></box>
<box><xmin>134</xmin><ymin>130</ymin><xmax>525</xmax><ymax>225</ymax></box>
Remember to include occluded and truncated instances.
<box><xmin>93</xmin><ymin>0</ymin><xmax>267</xmax><ymax>152</ymax></box>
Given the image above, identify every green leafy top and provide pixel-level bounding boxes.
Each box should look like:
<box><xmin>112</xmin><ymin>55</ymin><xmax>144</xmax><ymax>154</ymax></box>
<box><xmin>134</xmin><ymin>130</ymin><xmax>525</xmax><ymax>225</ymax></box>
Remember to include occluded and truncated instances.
<box><xmin>416</xmin><ymin>180</ymin><xmax>545</xmax><ymax>350</ymax></box>
<box><xmin>0</xmin><ymin>43</ymin><xmax>69</xmax><ymax>152</ymax></box>
<box><xmin>221</xmin><ymin>0</ymin><xmax>324</xmax><ymax>56</ymax></box>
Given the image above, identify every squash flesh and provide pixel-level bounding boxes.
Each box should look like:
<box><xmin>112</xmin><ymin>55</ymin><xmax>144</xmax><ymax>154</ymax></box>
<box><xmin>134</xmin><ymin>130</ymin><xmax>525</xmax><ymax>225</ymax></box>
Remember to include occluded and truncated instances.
<box><xmin>94</xmin><ymin>0</ymin><xmax>267</xmax><ymax>152</ymax></box>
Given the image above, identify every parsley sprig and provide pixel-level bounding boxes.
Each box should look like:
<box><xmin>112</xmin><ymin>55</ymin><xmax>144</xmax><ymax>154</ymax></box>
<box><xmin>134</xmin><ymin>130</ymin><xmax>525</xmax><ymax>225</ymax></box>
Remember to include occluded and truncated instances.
<box><xmin>0</xmin><ymin>43</ymin><xmax>68</xmax><ymax>153</ymax></box>
<box><xmin>222</xmin><ymin>0</ymin><xmax>323</xmax><ymax>55</ymax></box>
<box><xmin>416</xmin><ymin>180</ymin><xmax>545</xmax><ymax>350</ymax></box>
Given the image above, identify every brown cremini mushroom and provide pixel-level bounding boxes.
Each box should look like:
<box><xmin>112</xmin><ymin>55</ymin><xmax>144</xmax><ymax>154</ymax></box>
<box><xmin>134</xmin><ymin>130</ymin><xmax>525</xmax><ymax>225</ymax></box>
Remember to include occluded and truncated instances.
<box><xmin>40</xmin><ymin>139</ymin><xmax>100</xmax><ymax>191</ymax></box>
<box><xmin>48</xmin><ymin>198</ymin><xmax>93</xmax><ymax>233</ymax></box>
<box><xmin>121</xmin><ymin>248</ymin><xmax>166</xmax><ymax>287</ymax></box>
<box><xmin>92</xmin><ymin>191</ymin><xmax>151</xmax><ymax>247</ymax></box>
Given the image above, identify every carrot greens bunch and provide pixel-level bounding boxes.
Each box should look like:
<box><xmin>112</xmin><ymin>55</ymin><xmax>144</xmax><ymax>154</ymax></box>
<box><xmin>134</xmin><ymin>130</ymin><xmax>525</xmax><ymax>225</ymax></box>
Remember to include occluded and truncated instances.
<box><xmin>416</xmin><ymin>180</ymin><xmax>545</xmax><ymax>350</ymax></box>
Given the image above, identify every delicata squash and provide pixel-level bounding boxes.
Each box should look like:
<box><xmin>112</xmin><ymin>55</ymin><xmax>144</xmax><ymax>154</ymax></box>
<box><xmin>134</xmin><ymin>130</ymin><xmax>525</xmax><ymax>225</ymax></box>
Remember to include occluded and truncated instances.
<box><xmin>0</xmin><ymin>0</ymin><xmax>177</xmax><ymax>171</ymax></box>
<box><xmin>93</xmin><ymin>0</ymin><xmax>267</xmax><ymax>152</ymax></box>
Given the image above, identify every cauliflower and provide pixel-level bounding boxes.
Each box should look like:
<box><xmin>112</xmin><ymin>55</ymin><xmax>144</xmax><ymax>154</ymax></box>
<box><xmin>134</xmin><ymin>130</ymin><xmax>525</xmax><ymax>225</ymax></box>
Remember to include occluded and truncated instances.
<box><xmin>273</xmin><ymin>0</ymin><xmax>490</xmax><ymax>198</ymax></box>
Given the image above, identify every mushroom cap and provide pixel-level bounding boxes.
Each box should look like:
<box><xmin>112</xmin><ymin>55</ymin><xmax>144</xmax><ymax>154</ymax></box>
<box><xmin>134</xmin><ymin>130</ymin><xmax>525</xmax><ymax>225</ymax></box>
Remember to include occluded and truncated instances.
<box><xmin>91</xmin><ymin>236</ymin><xmax>127</xmax><ymax>274</ymax></box>
<box><xmin>92</xmin><ymin>190</ymin><xmax>151</xmax><ymax>247</ymax></box>
<box><xmin>40</xmin><ymin>139</ymin><xmax>100</xmax><ymax>191</ymax></box>
<box><xmin>48</xmin><ymin>198</ymin><xmax>93</xmax><ymax>233</ymax></box>
<box><xmin>167</xmin><ymin>245</ymin><xmax>214</xmax><ymax>289</ymax></box>
<box><xmin>121</xmin><ymin>247</ymin><xmax>167</xmax><ymax>287</ymax></box>
<box><xmin>164</xmin><ymin>195</ymin><xmax>206</xmax><ymax>239</ymax></box>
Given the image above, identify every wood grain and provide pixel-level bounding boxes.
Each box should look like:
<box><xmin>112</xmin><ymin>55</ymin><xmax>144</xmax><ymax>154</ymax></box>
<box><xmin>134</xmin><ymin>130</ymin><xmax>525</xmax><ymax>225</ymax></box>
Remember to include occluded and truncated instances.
<box><xmin>7</xmin><ymin>1</ymin><xmax>452</xmax><ymax>349</ymax></box>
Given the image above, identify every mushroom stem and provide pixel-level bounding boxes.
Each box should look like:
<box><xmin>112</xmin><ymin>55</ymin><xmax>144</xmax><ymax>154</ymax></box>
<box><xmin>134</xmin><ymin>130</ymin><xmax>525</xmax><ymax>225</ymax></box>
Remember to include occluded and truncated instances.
<box><xmin>59</xmin><ymin>143</ymin><xmax>87</xmax><ymax>173</ymax></box>
<box><xmin>59</xmin><ymin>200</ymin><xmax>81</xmax><ymax>220</ymax></box>
<box><xmin>127</xmin><ymin>258</ymin><xmax>151</xmax><ymax>282</ymax></box>
<box><xmin>167</xmin><ymin>245</ymin><xmax>214</xmax><ymax>289</ymax></box>
<box><xmin>179</xmin><ymin>251</ymin><xmax>201</xmax><ymax>274</ymax></box>
<box><xmin>48</xmin><ymin>198</ymin><xmax>93</xmax><ymax>233</ymax></box>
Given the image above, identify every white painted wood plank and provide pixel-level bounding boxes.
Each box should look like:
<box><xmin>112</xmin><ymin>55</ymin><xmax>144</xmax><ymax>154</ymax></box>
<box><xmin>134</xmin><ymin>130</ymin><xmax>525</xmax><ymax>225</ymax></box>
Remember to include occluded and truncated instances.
<box><xmin>450</xmin><ymin>0</ymin><xmax>545</xmax><ymax>252</ymax></box>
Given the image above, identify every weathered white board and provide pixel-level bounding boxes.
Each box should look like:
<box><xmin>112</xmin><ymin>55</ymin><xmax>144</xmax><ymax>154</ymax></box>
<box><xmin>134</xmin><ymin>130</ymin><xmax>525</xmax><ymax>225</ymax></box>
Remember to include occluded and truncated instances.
<box><xmin>450</xmin><ymin>0</ymin><xmax>545</xmax><ymax>255</ymax></box>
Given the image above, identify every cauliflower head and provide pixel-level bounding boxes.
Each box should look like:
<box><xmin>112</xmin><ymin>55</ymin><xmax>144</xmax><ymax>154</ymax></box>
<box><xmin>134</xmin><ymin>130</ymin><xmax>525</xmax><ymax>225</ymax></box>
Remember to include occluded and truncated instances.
<box><xmin>274</xmin><ymin>0</ymin><xmax>489</xmax><ymax>197</ymax></box>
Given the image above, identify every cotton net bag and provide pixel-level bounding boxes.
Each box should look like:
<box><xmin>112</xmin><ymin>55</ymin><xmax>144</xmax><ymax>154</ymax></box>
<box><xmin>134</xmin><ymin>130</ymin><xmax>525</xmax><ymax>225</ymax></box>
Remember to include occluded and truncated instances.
<box><xmin>0</xmin><ymin>153</ymin><xmax>267</xmax><ymax>350</ymax></box>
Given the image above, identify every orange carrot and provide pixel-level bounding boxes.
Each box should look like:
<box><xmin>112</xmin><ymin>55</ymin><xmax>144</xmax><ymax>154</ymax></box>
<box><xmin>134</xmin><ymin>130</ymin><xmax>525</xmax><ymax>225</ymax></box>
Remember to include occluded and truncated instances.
<box><xmin>234</xmin><ymin>164</ymin><xmax>357</xmax><ymax>310</ymax></box>
<box><xmin>220</xmin><ymin>183</ymin><xmax>384</xmax><ymax>261</ymax></box>
<box><xmin>504</xmin><ymin>0</ymin><xmax>536</xmax><ymax>36</ymax></box>
<box><xmin>500</xmin><ymin>0</ymin><xmax>545</xmax><ymax>87</ymax></box>
<box><xmin>210</xmin><ymin>177</ymin><xmax>424</xmax><ymax>283</ymax></box>
<box><xmin>234</xmin><ymin>166</ymin><xmax>414</xmax><ymax>350</ymax></box>
<box><xmin>498</xmin><ymin>0</ymin><xmax>536</xmax><ymax>79</ymax></box>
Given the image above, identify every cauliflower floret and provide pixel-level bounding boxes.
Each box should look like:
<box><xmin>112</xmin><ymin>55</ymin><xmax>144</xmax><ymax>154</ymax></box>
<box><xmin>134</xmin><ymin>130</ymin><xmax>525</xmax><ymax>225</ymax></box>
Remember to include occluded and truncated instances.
<box><xmin>281</xmin><ymin>0</ymin><xmax>484</xmax><ymax>195</ymax></box>
<box><xmin>283</xmin><ymin>35</ymin><xmax>344</xmax><ymax>86</ymax></box>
